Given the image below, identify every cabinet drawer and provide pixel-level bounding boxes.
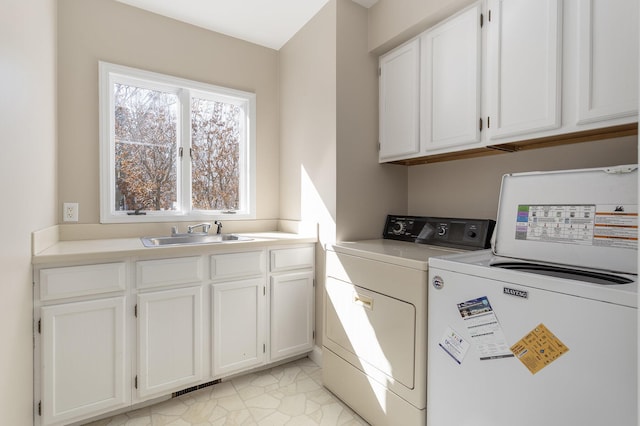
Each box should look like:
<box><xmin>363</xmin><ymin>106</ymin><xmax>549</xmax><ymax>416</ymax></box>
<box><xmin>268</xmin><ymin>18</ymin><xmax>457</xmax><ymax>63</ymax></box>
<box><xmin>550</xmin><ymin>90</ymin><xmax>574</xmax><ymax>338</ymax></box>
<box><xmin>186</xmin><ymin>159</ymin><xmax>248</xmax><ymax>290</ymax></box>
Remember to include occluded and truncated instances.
<box><xmin>40</xmin><ymin>263</ymin><xmax>126</xmax><ymax>301</ymax></box>
<box><xmin>270</xmin><ymin>246</ymin><xmax>314</xmax><ymax>273</ymax></box>
<box><xmin>211</xmin><ymin>251</ymin><xmax>265</xmax><ymax>281</ymax></box>
<box><xmin>136</xmin><ymin>256</ymin><xmax>203</xmax><ymax>289</ymax></box>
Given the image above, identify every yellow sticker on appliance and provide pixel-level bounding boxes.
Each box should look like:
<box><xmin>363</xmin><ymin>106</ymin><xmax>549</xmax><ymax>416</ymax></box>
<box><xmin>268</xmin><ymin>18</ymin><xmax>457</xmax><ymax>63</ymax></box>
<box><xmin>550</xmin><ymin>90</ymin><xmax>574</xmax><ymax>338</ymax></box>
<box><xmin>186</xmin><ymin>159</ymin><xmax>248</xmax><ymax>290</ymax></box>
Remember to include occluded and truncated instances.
<box><xmin>510</xmin><ymin>323</ymin><xmax>569</xmax><ymax>375</ymax></box>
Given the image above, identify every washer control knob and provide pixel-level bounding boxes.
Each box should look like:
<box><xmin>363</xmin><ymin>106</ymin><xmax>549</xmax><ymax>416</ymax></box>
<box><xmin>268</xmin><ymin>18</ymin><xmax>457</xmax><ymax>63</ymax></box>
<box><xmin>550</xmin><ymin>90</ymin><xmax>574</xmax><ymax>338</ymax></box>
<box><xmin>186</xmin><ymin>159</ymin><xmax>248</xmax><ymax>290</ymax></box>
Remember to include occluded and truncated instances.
<box><xmin>392</xmin><ymin>221</ymin><xmax>406</xmax><ymax>235</ymax></box>
<box><xmin>437</xmin><ymin>225</ymin><xmax>447</xmax><ymax>236</ymax></box>
<box><xmin>467</xmin><ymin>230</ymin><xmax>477</xmax><ymax>238</ymax></box>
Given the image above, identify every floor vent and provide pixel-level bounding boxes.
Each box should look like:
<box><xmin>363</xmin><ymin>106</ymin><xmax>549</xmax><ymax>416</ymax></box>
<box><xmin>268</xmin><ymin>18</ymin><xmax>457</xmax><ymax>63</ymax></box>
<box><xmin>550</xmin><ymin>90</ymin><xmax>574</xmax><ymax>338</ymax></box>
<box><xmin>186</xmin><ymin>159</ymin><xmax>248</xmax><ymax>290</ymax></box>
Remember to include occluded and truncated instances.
<box><xmin>172</xmin><ymin>379</ymin><xmax>222</xmax><ymax>398</ymax></box>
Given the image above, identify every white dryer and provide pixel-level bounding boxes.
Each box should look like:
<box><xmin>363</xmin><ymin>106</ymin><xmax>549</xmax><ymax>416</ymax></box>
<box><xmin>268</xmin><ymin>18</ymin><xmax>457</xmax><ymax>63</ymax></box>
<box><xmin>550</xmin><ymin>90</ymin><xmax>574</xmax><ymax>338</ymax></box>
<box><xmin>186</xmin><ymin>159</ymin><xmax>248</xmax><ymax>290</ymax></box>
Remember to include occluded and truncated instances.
<box><xmin>324</xmin><ymin>216</ymin><xmax>494</xmax><ymax>425</ymax></box>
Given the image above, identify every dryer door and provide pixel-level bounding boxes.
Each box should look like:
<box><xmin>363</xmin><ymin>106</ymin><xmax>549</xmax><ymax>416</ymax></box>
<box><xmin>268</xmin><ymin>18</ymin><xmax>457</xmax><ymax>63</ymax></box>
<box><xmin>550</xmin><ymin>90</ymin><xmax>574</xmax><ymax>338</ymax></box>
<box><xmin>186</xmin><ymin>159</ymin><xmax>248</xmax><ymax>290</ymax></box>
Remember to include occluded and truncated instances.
<box><xmin>325</xmin><ymin>277</ymin><xmax>416</xmax><ymax>389</ymax></box>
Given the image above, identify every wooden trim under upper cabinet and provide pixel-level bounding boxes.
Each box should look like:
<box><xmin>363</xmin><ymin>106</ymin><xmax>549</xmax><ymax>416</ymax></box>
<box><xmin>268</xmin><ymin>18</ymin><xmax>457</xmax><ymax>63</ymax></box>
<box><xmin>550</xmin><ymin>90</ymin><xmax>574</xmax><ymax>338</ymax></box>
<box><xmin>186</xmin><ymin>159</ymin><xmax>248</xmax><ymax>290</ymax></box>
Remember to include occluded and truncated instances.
<box><xmin>390</xmin><ymin>123</ymin><xmax>638</xmax><ymax>166</ymax></box>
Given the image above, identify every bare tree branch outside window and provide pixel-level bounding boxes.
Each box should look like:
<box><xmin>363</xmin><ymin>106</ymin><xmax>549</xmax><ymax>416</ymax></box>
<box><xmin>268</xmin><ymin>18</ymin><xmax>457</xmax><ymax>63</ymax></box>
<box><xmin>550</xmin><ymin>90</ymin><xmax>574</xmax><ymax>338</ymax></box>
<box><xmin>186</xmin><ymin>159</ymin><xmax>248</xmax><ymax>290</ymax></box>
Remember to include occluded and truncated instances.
<box><xmin>191</xmin><ymin>98</ymin><xmax>241</xmax><ymax>211</ymax></box>
<box><xmin>114</xmin><ymin>83</ymin><xmax>178</xmax><ymax>211</ymax></box>
<box><xmin>103</xmin><ymin>62</ymin><xmax>252</xmax><ymax>221</ymax></box>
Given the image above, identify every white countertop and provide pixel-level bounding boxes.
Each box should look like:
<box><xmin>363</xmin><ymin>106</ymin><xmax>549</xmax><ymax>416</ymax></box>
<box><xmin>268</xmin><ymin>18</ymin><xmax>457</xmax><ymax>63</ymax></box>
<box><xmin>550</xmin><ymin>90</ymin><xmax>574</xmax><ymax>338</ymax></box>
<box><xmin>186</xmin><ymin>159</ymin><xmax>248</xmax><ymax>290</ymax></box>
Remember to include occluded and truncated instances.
<box><xmin>329</xmin><ymin>239</ymin><xmax>464</xmax><ymax>270</ymax></box>
<box><xmin>33</xmin><ymin>232</ymin><xmax>317</xmax><ymax>265</ymax></box>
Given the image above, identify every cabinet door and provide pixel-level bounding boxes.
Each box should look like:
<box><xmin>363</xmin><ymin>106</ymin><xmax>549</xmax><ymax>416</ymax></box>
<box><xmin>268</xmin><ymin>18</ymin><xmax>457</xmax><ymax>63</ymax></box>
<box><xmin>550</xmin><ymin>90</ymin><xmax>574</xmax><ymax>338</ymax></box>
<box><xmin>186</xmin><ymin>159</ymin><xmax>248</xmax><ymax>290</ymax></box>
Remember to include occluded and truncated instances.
<box><xmin>270</xmin><ymin>271</ymin><xmax>314</xmax><ymax>362</ymax></box>
<box><xmin>421</xmin><ymin>3</ymin><xmax>482</xmax><ymax>151</ymax></box>
<box><xmin>486</xmin><ymin>0</ymin><xmax>562</xmax><ymax>140</ymax></box>
<box><xmin>137</xmin><ymin>286</ymin><xmax>203</xmax><ymax>398</ymax></box>
<box><xmin>40</xmin><ymin>297</ymin><xmax>128</xmax><ymax>426</ymax></box>
<box><xmin>379</xmin><ymin>38</ymin><xmax>421</xmax><ymax>162</ymax></box>
<box><xmin>212</xmin><ymin>279</ymin><xmax>266</xmax><ymax>376</ymax></box>
<box><xmin>577</xmin><ymin>0</ymin><xmax>638</xmax><ymax>124</ymax></box>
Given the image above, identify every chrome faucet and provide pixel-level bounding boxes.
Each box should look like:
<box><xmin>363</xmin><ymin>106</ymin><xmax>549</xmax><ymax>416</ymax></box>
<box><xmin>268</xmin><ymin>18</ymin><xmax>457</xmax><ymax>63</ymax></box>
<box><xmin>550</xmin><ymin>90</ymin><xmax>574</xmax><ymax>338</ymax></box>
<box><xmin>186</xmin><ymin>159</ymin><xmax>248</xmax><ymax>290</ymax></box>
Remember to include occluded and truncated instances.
<box><xmin>187</xmin><ymin>222</ymin><xmax>212</xmax><ymax>234</ymax></box>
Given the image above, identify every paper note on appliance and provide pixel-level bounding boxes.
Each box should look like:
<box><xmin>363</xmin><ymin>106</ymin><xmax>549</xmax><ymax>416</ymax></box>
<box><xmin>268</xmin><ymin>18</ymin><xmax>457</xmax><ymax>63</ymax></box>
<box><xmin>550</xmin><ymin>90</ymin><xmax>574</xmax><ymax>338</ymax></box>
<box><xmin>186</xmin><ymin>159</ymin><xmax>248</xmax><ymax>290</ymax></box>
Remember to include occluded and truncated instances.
<box><xmin>457</xmin><ymin>296</ymin><xmax>514</xmax><ymax>360</ymax></box>
<box><xmin>510</xmin><ymin>323</ymin><xmax>569</xmax><ymax>374</ymax></box>
<box><xmin>438</xmin><ymin>326</ymin><xmax>470</xmax><ymax>364</ymax></box>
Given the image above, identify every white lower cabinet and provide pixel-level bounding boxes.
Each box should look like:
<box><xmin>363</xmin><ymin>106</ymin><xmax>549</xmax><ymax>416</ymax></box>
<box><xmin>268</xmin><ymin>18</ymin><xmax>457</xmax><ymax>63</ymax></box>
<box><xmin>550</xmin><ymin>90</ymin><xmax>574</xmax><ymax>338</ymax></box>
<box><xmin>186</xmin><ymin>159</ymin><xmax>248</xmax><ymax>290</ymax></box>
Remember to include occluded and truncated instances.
<box><xmin>269</xmin><ymin>271</ymin><xmax>315</xmax><ymax>361</ymax></box>
<box><xmin>35</xmin><ymin>243</ymin><xmax>315</xmax><ymax>426</ymax></box>
<box><xmin>136</xmin><ymin>285</ymin><xmax>203</xmax><ymax>398</ymax></box>
<box><xmin>40</xmin><ymin>297</ymin><xmax>128</xmax><ymax>426</ymax></box>
<box><xmin>212</xmin><ymin>279</ymin><xmax>266</xmax><ymax>376</ymax></box>
<box><xmin>269</xmin><ymin>246</ymin><xmax>315</xmax><ymax>362</ymax></box>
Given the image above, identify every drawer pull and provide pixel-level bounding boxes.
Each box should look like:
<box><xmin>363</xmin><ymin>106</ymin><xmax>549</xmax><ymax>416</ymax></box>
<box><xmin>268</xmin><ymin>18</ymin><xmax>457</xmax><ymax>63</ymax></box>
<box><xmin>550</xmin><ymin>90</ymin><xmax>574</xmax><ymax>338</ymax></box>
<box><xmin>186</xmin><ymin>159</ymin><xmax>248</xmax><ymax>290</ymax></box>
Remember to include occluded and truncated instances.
<box><xmin>353</xmin><ymin>294</ymin><xmax>373</xmax><ymax>310</ymax></box>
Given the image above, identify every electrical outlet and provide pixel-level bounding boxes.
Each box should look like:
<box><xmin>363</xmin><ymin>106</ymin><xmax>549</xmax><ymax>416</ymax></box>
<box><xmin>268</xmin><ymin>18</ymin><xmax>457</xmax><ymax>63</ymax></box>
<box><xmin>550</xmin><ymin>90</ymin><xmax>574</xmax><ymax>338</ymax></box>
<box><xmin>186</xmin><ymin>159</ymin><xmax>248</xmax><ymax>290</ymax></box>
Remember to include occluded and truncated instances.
<box><xmin>63</xmin><ymin>202</ymin><xmax>79</xmax><ymax>222</ymax></box>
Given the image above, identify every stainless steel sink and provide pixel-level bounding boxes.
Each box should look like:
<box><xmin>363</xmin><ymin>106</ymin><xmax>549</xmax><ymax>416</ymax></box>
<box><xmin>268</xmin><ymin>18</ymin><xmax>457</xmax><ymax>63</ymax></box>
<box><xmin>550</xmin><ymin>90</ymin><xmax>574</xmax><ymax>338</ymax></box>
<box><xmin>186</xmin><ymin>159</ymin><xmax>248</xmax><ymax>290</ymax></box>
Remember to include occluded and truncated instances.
<box><xmin>141</xmin><ymin>234</ymin><xmax>253</xmax><ymax>247</ymax></box>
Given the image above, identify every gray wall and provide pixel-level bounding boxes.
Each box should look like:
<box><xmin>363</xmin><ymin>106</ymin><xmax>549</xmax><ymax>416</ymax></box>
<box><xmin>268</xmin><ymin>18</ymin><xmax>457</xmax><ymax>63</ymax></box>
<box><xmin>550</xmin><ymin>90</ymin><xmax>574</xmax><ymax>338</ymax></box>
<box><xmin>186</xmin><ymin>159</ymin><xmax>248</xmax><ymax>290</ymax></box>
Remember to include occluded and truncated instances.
<box><xmin>408</xmin><ymin>136</ymin><xmax>637</xmax><ymax>219</ymax></box>
<box><xmin>279</xmin><ymin>0</ymin><xmax>408</xmax><ymax>345</ymax></box>
<box><xmin>0</xmin><ymin>0</ymin><xmax>57</xmax><ymax>423</ymax></box>
<box><xmin>57</xmin><ymin>0</ymin><xmax>280</xmax><ymax>223</ymax></box>
<box><xmin>279</xmin><ymin>0</ymin><xmax>337</xmax><ymax>346</ymax></box>
<box><xmin>367</xmin><ymin>0</ymin><xmax>475</xmax><ymax>53</ymax></box>
<box><xmin>336</xmin><ymin>0</ymin><xmax>408</xmax><ymax>242</ymax></box>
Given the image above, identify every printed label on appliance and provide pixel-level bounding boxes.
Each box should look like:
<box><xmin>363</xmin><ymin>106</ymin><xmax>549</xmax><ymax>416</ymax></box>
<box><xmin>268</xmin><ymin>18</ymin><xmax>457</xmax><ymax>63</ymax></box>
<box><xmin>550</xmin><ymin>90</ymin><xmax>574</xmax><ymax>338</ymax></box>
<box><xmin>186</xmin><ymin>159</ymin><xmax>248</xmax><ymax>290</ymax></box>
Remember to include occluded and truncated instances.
<box><xmin>510</xmin><ymin>323</ymin><xmax>569</xmax><ymax>375</ymax></box>
<box><xmin>515</xmin><ymin>204</ymin><xmax>637</xmax><ymax>250</ymax></box>
<box><xmin>457</xmin><ymin>296</ymin><xmax>514</xmax><ymax>361</ymax></box>
<box><xmin>438</xmin><ymin>327</ymin><xmax>470</xmax><ymax>365</ymax></box>
<box><xmin>593</xmin><ymin>205</ymin><xmax>638</xmax><ymax>250</ymax></box>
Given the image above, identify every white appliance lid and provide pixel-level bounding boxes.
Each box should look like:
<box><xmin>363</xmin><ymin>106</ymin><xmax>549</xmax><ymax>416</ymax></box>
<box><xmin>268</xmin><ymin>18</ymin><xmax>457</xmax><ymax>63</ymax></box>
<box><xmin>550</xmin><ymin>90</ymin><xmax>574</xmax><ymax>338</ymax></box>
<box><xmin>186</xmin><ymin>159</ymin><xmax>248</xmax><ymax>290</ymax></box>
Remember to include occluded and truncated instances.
<box><xmin>330</xmin><ymin>239</ymin><xmax>462</xmax><ymax>270</ymax></box>
<box><xmin>492</xmin><ymin>165</ymin><xmax>638</xmax><ymax>274</ymax></box>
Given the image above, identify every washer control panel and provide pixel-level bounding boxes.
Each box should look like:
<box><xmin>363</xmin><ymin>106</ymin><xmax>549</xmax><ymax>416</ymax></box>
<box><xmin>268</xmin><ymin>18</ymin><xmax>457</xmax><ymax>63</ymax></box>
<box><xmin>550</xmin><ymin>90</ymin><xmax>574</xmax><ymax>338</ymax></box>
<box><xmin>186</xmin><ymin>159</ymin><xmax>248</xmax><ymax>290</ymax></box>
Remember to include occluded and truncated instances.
<box><xmin>383</xmin><ymin>215</ymin><xmax>495</xmax><ymax>250</ymax></box>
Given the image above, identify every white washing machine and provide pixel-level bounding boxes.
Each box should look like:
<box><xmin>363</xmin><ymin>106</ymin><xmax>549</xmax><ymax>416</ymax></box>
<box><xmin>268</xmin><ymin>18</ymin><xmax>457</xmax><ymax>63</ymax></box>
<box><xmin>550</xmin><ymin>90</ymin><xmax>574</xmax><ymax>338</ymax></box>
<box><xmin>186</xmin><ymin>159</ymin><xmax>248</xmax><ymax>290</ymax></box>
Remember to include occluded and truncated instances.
<box><xmin>427</xmin><ymin>165</ymin><xmax>638</xmax><ymax>426</ymax></box>
<box><xmin>324</xmin><ymin>216</ymin><xmax>495</xmax><ymax>426</ymax></box>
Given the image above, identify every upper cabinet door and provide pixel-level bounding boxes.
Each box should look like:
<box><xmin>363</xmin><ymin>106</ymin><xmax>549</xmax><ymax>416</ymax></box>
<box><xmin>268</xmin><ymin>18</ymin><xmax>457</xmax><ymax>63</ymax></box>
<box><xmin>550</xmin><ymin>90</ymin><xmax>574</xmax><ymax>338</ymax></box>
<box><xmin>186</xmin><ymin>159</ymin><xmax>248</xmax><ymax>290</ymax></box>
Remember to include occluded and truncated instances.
<box><xmin>487</xmin><ymin>0</ymin><xmax>562</xmax><ymax>140</ymax></box>
<box><xmin>577</xmin><ymin>0</ymin><xmax>638</xmax><ymax>124</ymax></box>
<box><xmin>421</xmin><ymin>3</ymin><xmax>482</xmax><ymax>152</ymax></box>
<box><xmin>379</xmin><ymin>38</ymin><xmax>421</xmax><ymax>162</ymax></box>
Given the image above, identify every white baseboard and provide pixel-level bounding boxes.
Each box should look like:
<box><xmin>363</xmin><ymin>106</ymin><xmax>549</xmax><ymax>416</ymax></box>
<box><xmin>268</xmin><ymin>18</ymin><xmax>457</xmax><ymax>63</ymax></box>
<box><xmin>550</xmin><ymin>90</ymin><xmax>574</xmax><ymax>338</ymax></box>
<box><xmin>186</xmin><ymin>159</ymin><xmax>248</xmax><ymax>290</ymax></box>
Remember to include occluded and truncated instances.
<box><xmin>309</xmin><ymin>345</ymin><xmax>323</xmax><ymax>367</ymax></box>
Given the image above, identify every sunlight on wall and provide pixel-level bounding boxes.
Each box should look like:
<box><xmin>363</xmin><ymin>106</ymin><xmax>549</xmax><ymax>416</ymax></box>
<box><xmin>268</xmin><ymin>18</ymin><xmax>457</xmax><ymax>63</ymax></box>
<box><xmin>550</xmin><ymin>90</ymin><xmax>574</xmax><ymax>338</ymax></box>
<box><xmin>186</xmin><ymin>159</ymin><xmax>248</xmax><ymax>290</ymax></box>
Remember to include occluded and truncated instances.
<box><xmin>300</xmin><ymin>165</ymin><xmax>393</xmax><ymax>413</ymax></box>
<box><xmin>301</xmin><ymin>166</ymin><xmax>336</xmax><ymax>244</ymax></box>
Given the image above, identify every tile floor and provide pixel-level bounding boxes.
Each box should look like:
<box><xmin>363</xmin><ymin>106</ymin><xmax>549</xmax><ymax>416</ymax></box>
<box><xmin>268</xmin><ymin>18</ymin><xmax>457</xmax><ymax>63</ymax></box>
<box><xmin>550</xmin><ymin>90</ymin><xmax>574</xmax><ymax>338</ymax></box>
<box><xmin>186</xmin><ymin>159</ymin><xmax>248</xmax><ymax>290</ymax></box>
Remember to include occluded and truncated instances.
<box><xmin>84</xmin><ymin>357</ymin><xmax>369</xmax><ymax>426</ymax></box>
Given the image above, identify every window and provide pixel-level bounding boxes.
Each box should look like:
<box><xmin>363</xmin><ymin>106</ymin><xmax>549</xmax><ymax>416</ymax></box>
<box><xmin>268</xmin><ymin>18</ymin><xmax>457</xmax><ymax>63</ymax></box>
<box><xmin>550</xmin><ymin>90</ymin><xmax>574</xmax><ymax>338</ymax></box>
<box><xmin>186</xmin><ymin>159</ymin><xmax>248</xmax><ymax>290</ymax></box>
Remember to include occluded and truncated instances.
<box><xmin>99</xmin><ymin>62</ymin><xmax>256</xmax><ymax>223</ymax></box>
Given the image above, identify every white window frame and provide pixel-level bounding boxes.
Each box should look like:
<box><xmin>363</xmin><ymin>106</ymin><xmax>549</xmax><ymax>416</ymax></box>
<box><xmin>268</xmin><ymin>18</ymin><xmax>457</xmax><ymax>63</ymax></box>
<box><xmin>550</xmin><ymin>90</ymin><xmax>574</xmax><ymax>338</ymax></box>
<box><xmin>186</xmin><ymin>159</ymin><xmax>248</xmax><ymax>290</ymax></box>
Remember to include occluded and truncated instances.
<box><xmin>99</xmin><ymin>61</ymin><xmax>256</xmax><ymax>223</ymax></box>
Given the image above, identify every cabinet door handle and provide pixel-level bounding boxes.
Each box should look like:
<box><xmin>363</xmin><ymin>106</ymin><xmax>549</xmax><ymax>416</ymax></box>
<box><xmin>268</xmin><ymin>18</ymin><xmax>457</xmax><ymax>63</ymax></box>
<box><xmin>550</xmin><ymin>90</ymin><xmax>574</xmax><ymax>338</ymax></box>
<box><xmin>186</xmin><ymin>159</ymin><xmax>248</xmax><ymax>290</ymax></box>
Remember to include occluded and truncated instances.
<box><xmin>353</xmin><ymin>294</ymin><xmax>373</xmax><ymax>310</ymax></box>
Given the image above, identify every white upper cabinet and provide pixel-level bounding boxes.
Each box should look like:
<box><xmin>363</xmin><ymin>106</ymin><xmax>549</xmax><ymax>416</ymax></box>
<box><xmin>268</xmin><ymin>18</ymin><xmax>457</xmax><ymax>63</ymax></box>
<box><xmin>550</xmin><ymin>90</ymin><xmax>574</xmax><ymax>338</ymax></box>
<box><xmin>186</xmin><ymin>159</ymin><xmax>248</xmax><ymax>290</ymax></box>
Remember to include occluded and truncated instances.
<box><xmin>576</xmin><ymin>0</ymin><xmax>638</xmax><ymax>124</ymax></box>
<box><xmin>421</xmin><ymin>3</ymin><xmax>482</xmax><ymax>152</ymax></box>
<box><xmin>486</xmin><ymin>0</ymin><xmax>562</xmax><ymax>140</ymax></box>
<box><xmin>379</xmin><ymin>38</ymin><xmax>421</xmax><ymax>162</ymax></box>
<box><xmin>378</xmin><ymin>0</ymin><xmax>639</xmax><ymax>163</ymax></box>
